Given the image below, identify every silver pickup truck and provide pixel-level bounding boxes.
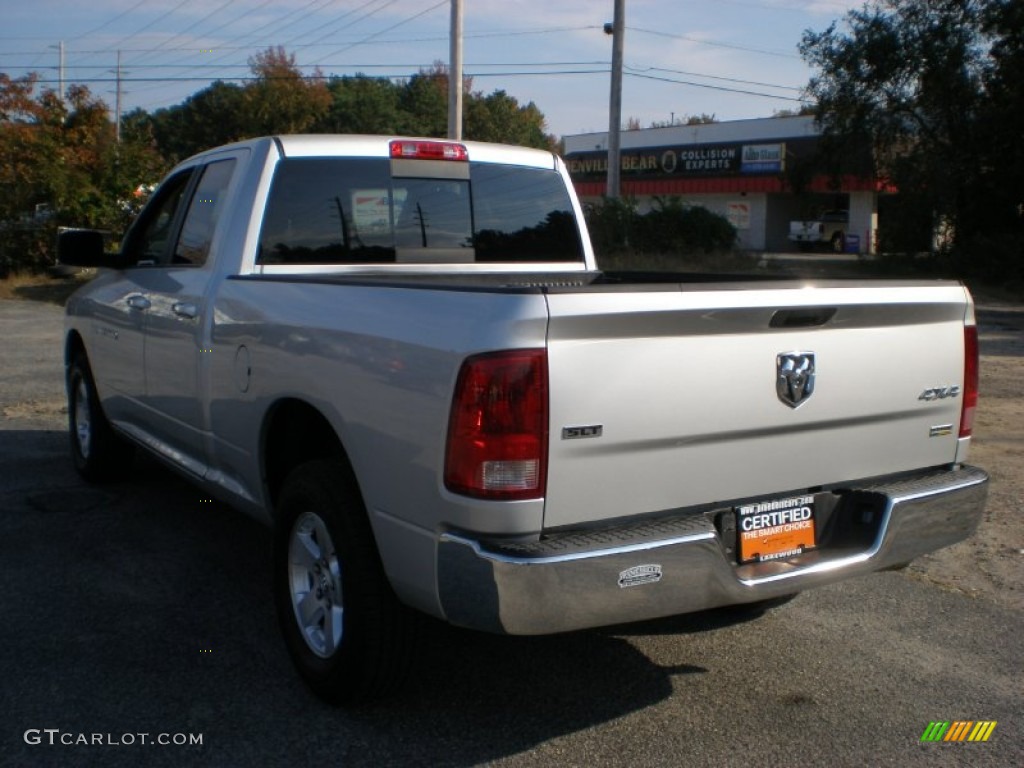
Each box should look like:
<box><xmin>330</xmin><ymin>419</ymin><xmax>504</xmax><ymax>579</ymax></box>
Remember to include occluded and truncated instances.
<box><xmin>60</xmin><ymin>135</ymin><xmax>988</xmax><ymax>704</ymax></box>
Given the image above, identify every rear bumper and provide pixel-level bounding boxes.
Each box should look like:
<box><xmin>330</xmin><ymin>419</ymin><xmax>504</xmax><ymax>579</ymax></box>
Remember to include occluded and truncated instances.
<box><xmin>437</xmin><ymin>466</ymin><xmax>988</xmax><ymax>634</ymax></box>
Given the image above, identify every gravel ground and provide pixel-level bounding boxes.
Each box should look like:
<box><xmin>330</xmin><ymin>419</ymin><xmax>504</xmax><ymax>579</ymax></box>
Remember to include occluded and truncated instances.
<box><xmin>904</xmin><ymin>298</ymin><xmax>1024</xmax><ymax>610</ymax></box>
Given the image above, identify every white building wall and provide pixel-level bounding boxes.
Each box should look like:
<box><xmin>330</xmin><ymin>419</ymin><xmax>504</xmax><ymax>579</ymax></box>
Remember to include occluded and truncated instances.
<box><xmin>564</xmin><ymin>115</ymin><xmax>821</xmax><ymax>154</ymax></box>
<box><xmin>847</xmin><ymin>190</ymin><xmax>878</xmax><ymax>255</ymax></box>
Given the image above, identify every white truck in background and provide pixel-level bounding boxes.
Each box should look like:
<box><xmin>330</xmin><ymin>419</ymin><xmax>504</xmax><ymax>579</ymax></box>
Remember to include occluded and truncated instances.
<box><xmin>789</xmin><ymin>209</ymin><xmax>850</xmax><ymax>252</ymax></box>
<box><xmin>59</xmin><ymin>135</ymin><xmax>988</xmax><ymax>704</ymax></box>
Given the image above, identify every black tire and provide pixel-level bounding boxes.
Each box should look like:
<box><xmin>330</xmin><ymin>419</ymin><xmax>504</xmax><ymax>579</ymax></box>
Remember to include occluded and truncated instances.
<box><xmin>830</xmin><ymin>231</ymin><xmax>846</xmax><ymax>253</ymax></box>
<box><xmin>274</xmin><ymin>460</ymin><xmax>416</xmax><ymax>705</ymax></box>
<box><xmin>67</xmin><ymin>353</ymin><xmax>133</xmax><ymax>482</ymax></box>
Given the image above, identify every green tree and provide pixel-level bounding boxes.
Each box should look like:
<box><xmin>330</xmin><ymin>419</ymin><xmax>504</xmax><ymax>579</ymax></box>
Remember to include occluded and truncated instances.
<box><xmin>245</xmin><ymin>46</ymin><xmax>331</xmax><ymax>135</ymax></box>
<box><xmin>771</xmin><ymin>107</ymin><xmax>815</xmax><ymax>118</ymax></box>
<box><xmin>0</xmin><ymin>73</ymin><xmax>51</xmax><ymax>224</ymax></box>
<box><xmin>397</xmin><ymin>65</ymin><xmax>449</xmax><ymax>137</ymax></box>
<box><xmin>317</xmin><ymin>75</ymin><xmax>403</xmax><ymax>134</ymax></box>
<box><xmin>389</xmin><ymin>62</ymin><xmax>555</xmax><ymax>148</ymax></box>
<box><xmin>799</xmin><ymin>0</ymin><xmax>1021</xmax><ymax>276</ymax></box>
<box><xmin>151</xmin><ymin>47</ymin><xmax>331</xmax><ymax>161</ymax></box>
<box><xmin>151</xmin><ymin>81</ymin><xmax>249</xmax><ymax>162</ymax></box>
<box><xmin>973</xmin><ymin>0</ymin><xmax>1024</xmax><ymax>269</ymax></box>
<box><xmin>464</xmin><ymin>90</ymin><xmax>552</xmax><ymax>149</ymax></box>
<box><xmin>0</xmin><ymin>76</ymin><xmax>165</xmax><ymax>271</ymax></box>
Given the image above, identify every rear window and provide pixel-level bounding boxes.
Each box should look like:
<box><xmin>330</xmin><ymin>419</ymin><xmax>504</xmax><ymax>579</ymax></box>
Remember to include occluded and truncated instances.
<box><xmin>257</xmin><ymin>158</ymin><xmax>583</xmax><ymax>265</ymax></box>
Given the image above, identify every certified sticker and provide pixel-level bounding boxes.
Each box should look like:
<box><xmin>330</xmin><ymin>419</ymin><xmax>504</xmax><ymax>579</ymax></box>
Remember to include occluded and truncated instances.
<box><xmin>736</xmin><ymin>494</ymin><xmax>817</xmax><ymax>563</ymax></box>
<box><xmin>618</xmin><ymin>564</ymin><xmax>663</xmax><ymax>588</ymax></box>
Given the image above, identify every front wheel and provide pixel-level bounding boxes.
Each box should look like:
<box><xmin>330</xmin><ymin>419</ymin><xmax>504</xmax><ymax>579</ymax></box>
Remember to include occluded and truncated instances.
<box><xmin>67</xmin><ymin>353</ymin><xmax>133</xmax><ymax>482</ymax></box>
<box><xmin>274</xmin><ymin>460</ymin><xmax>416</xmax><ymax>704</ymax></box>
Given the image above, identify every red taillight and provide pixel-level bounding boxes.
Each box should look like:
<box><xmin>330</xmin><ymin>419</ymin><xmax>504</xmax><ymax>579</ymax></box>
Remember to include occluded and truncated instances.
<box><xmin>960</xmin><ymin>325</ymin><xmax>979</xmax><ymax>438</ymax></box>
<box><xmin>389</xmin><ymin>140</ymin><xmax>468</xmax><ymax>162</ymax></box>
<box><xmin>444</xmin><ymin>350</ymin><xmax>548</xmax><ymax>500</ymax></box>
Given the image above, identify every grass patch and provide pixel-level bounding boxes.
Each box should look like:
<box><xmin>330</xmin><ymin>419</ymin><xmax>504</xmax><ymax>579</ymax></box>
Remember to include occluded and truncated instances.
<box><xmin>0</xmin><ymin>271</ymin><xmax>96</xmax><ymax>306</ymax></box>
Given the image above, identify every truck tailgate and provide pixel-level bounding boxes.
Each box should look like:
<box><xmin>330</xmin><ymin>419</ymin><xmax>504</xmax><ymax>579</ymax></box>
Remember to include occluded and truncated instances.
<box><xmin>543</xmin><ymin>282</ymin><xmax>970</xmax><ymax>529</ymax></box>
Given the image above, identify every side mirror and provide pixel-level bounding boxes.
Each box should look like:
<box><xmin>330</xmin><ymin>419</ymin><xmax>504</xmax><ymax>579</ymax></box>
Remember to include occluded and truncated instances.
<box><xmin>57</xmin><ymin>228</ymin><xmax>118</xmax><ymax>268</ymax></box>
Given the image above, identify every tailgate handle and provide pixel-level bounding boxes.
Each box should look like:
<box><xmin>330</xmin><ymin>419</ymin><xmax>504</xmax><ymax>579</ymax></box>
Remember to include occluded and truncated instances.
<box><xmin>770</xmin><ymin>307</ymin><xmax>837</xmax><ymax>329</ymax></box>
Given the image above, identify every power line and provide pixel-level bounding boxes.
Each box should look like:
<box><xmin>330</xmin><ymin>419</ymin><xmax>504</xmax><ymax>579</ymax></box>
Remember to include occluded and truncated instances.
<box><xmin>630</xmin><ymin>66</ymin><xmax>803</xmax><ymax>92</ymax></box>
<box><xmin>108</xmin><ymin>0</ymin><xmax>200</xmax><ymax>53</ymax></box>
<box><xmin>286</xmin><ymin>0</ymin><xmax>404</xmax><ymax>56</ymax></box>
<box><xmin>25</xmin><ymin>69</ymin><xmax>610</xmax><ymax>86</ymax></box>
<box><xmin>628</xmin><ymin>26</ymin><xmax>800</xmax><ymax>59</ymax></box>
<box><xmin>193</xmin><ymin>0</ymin><xmax>382</xmax><ymax>70</ymax></box>
<box><xmin>311</xmin><ymin>0</ymin><xmax>448</xmax><ymax>65</ymax></box>
<box><xmin>123</xmin><ymin>0</ymin><xmax>241</xmax><ymax>66</ymax></box>
<box><xmin>125</xmin><ymin>0</ymin><xmax>411</xmax><ymax>99</ymax></box>
<box><xmin>8</xmin><ymin>62</ymin><xmax>804</xmax><ymax>102</ymax></box>
<box><xmin>206</xmin><ymin>0</ymin><xmax>347</xmax><ymax>57</ymax></box>
<box><xmin>711</xmin><ymin>0</ymin><xmax>854</xmax><ymax>14</ymax></box>
<box><xmin>0</xmin><ymin>27</ymin><xmax>601</xmax><ymax>62</ymax></box>
<box><xmin>2</xmin><ymin>60</ymin><xmax>611</xmax><ymax>71</ymax></box>
<box><xmin>0</xmin><ymin>25</ymin><xmax>601</xmax><ymax>58</ymax></box>
<box><xmin>67</xmin><ymin>0</ymin><xmax>151</xmax><ymax>41</ymax></box>
<box><xmin>3</xmin><ymin>59</ymin><xmax>803</xmax><ymax>95</ymax></box>
<box><xmin>625</xmin><ymin>71</ymin><xmax>805</xmax><ymax>101</ymax></box>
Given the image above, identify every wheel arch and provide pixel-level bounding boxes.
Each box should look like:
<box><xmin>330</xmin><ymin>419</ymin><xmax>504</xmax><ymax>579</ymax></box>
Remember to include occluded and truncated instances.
<box><xmin>261</xmin><ymin>398</ymin><xmax>354</xmax><ymax>515</ymax></box>
<box><xmin>65</xmin><ymin>329</ymin><xmax>87</xmax><ymax>370</ymax></box>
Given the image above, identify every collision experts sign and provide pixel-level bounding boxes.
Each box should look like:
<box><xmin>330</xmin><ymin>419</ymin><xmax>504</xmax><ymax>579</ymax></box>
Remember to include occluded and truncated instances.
<box><xmin>564</xmin><ymin>141</ymin><xmax>788</xmax><ymax>180</ymax></box>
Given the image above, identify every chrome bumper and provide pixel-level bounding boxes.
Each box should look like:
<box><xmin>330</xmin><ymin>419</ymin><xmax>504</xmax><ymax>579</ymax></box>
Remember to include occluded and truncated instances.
<box><xmin>437</xmin><ymin>466</ymin><xmax>989</xmax><ymax>635</ymax></box>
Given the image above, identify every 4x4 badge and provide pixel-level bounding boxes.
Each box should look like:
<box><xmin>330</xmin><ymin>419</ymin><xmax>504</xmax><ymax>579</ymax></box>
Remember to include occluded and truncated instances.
<box><xmin>777</xmin><ymin>352</ymin><xmax>815</xmax><ymax>408</ymax></box>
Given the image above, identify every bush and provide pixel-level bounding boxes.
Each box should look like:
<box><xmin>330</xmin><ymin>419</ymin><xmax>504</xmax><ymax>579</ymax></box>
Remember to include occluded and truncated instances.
<box><xmin>954</xmin><ymin>231</ymin><xmax>1024</xmax><ymax>287</ymax></box>
<box><xmin>584</xmin><ymin>196</ymin><xmax>737</xmax><ymax>261</ymax></box>
<box><xmin>0</xmin><ymin>223</ymin><xmax>57</xmax><ymax>275</ymax></box>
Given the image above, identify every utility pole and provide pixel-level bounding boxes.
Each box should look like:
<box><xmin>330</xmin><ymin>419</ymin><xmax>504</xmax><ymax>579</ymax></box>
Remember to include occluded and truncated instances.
<box><xmin>447</xmin><ymin>0</ymin><xmax>464</xmax><ymax>140</ymax></box>
<box><xmin>58</xmin><ymin>41</ymin><xmax>65</xmax><ymax>104</ymax></box>
<box><xmin>49</xmin><ymin>41</ymin><xmax>66</xmax><ymax>107</ymax></box>
<box><xmin>114</xmin><ymin>50</ymin><xmax>123</xmax><ymax>143</ymax></box>
<box><xmin>606</xmin><ymin>0</ymin><xmax>625</xmax><ymax>199</ymax></box>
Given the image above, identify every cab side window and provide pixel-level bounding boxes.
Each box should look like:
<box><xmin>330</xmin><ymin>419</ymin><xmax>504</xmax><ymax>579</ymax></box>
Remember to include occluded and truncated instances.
<box><xmin>173</xmin><ymin>159</ymin><xmax>237</xmax><ymax>266</ymax></box>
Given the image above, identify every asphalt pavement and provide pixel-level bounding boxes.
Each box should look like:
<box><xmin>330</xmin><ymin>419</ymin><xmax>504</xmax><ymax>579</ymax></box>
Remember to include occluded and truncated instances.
<box><xmin>0</xmin><ymin>297</ymin><xmax>1019</xmax><ymax>767</ymax></box>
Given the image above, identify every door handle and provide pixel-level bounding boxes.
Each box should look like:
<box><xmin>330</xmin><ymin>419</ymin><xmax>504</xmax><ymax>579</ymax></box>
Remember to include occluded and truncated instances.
<box><xmin>172</xmin><ymin>302</ymin><xmax>198</xmax><ymax>319</ymax></box>
<box><xmin>126</xmin><ymin>294</ymin><xmax>151</xmax><ymax>311</ymax></box>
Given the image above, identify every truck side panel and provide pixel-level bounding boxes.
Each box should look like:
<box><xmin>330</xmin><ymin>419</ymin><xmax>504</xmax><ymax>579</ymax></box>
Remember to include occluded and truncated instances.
<box><xmin>205</xmin><ymin>279</ymin><xmax>550</xmax><ymax>615</ymax></box>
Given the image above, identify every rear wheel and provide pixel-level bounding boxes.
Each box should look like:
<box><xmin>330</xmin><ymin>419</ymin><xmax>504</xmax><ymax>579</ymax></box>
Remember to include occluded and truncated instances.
<box><xmin>274</xmin><ymin>460</ymin><xmax>416</xmax><ymax>704</ymax></box>
<box><xmin>67</xmin><ymin>353</ymin><xmax>133</xmax><ymax>482</ymax></box>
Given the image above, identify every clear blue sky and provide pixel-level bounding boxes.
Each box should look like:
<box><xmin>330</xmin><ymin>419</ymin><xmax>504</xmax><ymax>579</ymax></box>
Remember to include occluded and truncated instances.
<box><xmin>1</xmin><ymin>0</ymin><xmax>861</xmax><ymax>139</ymax></box>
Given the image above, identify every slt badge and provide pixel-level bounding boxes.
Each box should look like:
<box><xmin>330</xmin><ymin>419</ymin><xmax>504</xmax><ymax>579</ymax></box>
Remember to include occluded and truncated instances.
<box><xmin>777</xmin><ymin>352</ymin><xmax>816</xmax><ymax>408</ymax></box>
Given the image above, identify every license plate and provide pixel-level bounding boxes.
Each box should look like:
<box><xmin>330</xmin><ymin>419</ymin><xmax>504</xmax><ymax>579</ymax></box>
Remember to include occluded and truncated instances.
<box><xmin>736</xmin><ymin>494</ymin><xmax>816</xmax><ymax>564</ymax></box>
